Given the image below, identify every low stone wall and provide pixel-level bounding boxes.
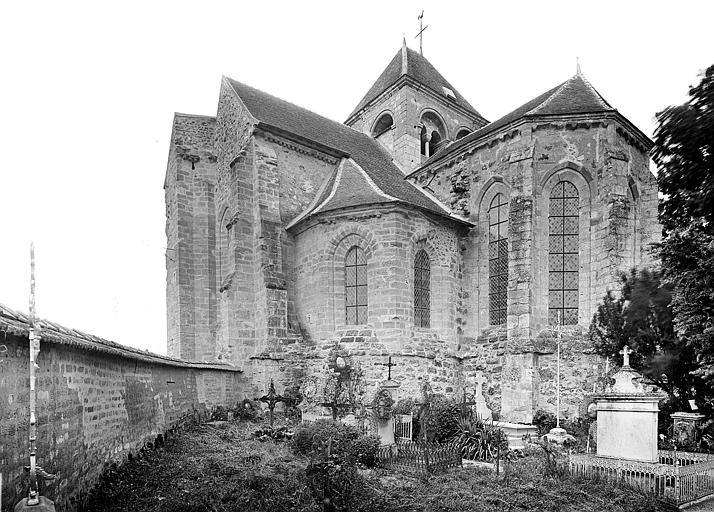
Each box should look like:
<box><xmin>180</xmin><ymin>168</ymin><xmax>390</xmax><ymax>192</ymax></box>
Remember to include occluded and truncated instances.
<box><xmin>0</xmin><ymin>306</ymin><xmax>246</xmax><ymax>511</ymax></box>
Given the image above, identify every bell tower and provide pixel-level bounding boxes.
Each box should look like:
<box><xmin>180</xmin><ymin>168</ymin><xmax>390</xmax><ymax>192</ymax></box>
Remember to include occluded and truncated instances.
<box><xmin>345</xmin><ymin>39</ymin><xmax>488</xmax><ymax>174</ymax></box>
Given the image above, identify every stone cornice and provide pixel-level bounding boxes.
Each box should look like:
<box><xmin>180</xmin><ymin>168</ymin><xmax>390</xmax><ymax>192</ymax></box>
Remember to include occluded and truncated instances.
<box><xmin>409</xmin><ymin>112</ymin><xmax>651</xmax><ymax>178</ymax></box>
<box><xmin>287</xmin><ymin>201</ymin><xmax>472</xmax><ymax>236</ymax></box>
<box><xmin>256</xmin><ymin>126</ymin><xmax>343</xmax><ymax>165</ymax></box>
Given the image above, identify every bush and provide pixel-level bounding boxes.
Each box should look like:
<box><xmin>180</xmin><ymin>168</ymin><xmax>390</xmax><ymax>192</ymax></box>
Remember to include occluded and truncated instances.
<box><xmin>420</xmin><ymin>394</ymin><xmax>460</xmax><ymax>443</ymax></box>
<box><xmin>349</xmin><ymin>434</ymin><xmax>380</xmax><ymax>467</ymax></box>
<box><xmin>235</xmin><ymin>398</ymin><xmax>261</xmax><ymax>422</ymax></box>
<box><xmin>392</xmin><ymin>397</ymin><xmax>417</xmax><ymax>416</ymax></box>
<box><xmin>293</xmin><ymin>419</ymin><xmax>361</xmax><ymax>457</ymax></box>
<box><xmin>532</xmin><ymin>409</ymin><xmax>557</xmax><ymax>435</ymax></box>
<box><xmin>451</xmin><ymin>415</ymin><xmax>508</xmax><ymax>461</ymax></box>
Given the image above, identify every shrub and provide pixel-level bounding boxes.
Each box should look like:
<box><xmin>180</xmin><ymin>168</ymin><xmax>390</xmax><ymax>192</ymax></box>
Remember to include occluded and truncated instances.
<box><xmin>532</xmin><ymin>409</ymin><xmax>557</xmax><ymax>435</ymax></box>
<box><xmin>451</xmin><ymin>415</ymin><xmax>508</xmax><ymax>461</ymax></box>
<box><xmin>211</xmin><ymin>405</ymin><xmax>229</xmax><ymax>421</ymax></box>
<box><xmin>349</xmin><ymin>434</ymin><xmax>380</xmax><ymax>468</ymax></box>
<box><xmin>392</xmin><ymin>397</ymin><xmax>417</xmax><ymax>416</ymax></box>
<box><xmin>293</xmin><ymin>419</ymin><xmax>361</xmax><ymax>457</ymax></box>
<box><xmin>235</xmin><ymin>398</ymin><xmax>260</xmax><ymax>422</ymax></box>
<box><xmin>420</xmin><ymin>394</ymin><xmax>460</xmax><ymax>443</ymax></box>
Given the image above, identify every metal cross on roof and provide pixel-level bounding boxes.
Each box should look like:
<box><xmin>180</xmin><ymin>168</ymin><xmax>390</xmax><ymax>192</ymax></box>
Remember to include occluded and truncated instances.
<box><xmin>415</xmin><ymin>11</ymin><xmax>429</xmax><ymax>56</ymax></box>
<box><xmin>375</xmin><ymin>356</ymin><xmax>397</xmax><ymax>380</ymax></box>
<box><xmin>257</xmin><ymin>379</ymin><xmax>285</xmax><ymax>427</ymax></box>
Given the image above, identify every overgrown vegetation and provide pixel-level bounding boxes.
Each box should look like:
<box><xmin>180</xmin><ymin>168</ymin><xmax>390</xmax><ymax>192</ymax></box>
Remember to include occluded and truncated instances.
<box><xmin>450</xmin><ymin>415</ymin><xmax>508</xmax><ymax>461</ymax></box>
<box><xmin>81</xmin><ymin>420</ymin><xmax>675</xmax><ymax>512</ymax></box>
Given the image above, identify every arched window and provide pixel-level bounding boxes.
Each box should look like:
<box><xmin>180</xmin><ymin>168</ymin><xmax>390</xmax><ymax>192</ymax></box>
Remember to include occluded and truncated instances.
<box><xmin>414</xmin><ymin>249</ymin><xmax>431</xmax><ymax>328</ymax></box>
<box><xmin>345</xmin><ymin>246</ymin><xmax>367</xmax><ymax>324</ymax></box>
<box><xmin>420</xmin><ymin>111</ymin><xmax>446</xmax><ymax>158</ymax></box>
<box><xmin>372</xmin><ymin>113</ymin><xmax>394</xmax><ymax>138</ymax></box>
<box><xmin>488</xmin><ymin>193</ymin><xmax>508</xmax><ymax>325</ymax></box>
<box><xmin>548</xmin><ymin>181</ymin><xmax>579</xmax><ymax>325</ymax></box>
<box><xmin>456</xmin><ymin>128</ymin><xmax>471</xmax><ymax>140</ymax></box>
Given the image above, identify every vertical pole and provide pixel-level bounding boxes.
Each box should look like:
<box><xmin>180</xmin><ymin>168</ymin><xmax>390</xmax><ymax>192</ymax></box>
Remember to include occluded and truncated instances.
<box><xmin>556</xmin><ymin>311</ymin><xmax>561</xmax><ymax>429</ymax></box>
<box><xmin>28</xmin><ymin>242</ymin><xmax>39</xmax><ymax>506</ymax></box>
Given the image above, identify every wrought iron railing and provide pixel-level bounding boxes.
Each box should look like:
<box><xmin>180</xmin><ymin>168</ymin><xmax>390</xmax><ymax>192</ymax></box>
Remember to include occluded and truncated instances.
<box><xmin>377</xmin><ymin>440</ymin><xmax>461</xmax><ymax>475</ymax></box>
<box><xmin>568</xmin><ymin>450</ymin><xmax>714</xmax><ymax>506</ymax></box>
<box><xmin>394</xmin><ymin>413</ymin><xmax>413</xmax><ymax>441</ymax></box>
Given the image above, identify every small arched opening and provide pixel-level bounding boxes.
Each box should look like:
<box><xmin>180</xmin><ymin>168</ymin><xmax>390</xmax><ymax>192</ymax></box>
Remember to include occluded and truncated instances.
<box><xmin>420</xmin><ymin>111</ymin><xmax>446</xmax><ymax>158</ymax></box>
<box><xmin>456</xmin><ymin>128</ymin><xmax>471</xmax><ymax>140</ymax></box>
<box><xmin>371</xmin><ymin>113</ymin><xmax>394</xmax><ymax>138</ymax></box>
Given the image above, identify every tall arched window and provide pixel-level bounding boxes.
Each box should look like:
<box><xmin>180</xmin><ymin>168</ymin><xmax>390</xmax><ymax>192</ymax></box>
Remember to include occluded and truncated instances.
<box><xmin>414</xmin><ymin>249</ymin><xmax>431</xmax><ymax>328</ymax></box>
<box><xmin>345</xmin><ymin>246</ymin><xmax>367</xmax><ymax>324</ymax></box>
<box><xmin>489</xmin><ymin>193</ymin><xmax>508</xmax><ymax>325</ymax></box>
<box><xmin>548</xmin><ymin>181</ymin><xmax>579</xmax><ymax>325</ymax></box>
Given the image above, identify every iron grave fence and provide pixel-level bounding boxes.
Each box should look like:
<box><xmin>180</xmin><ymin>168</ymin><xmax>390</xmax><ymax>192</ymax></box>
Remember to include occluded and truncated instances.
<box><xmin>568</xmin><ymin>450</ymin><xmax>714</xmax><ymax>506</ymax></box>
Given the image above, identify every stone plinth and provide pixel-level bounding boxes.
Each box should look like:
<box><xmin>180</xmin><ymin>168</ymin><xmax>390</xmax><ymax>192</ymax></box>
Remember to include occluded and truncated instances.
<box><xmin>594</xmin><ymin>356</ymin><xmax>664</xmax><ymax>463</ymax></box>
<box><xmin>595</xmin><ymin>394</ymin><xmax>661</xmax><ymax>462</ymax></box>
<box><xmin>15</xmin><ymin>497</ymin><xmax>56</xmax><ymax>512</ymax></box>
<box><xmin>492</xmin><ymin>421</ymin><xmax>537</xmax><ymax>450</ymax></box>
<box><xmin>671</xmin><ymin>412</ymin><xmax>706</xmax><ymax>445</ymax></box>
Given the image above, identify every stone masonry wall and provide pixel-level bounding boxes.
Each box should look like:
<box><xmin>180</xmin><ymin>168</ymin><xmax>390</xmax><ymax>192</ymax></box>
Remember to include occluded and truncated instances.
<box><xmin>0</xmin><ymin>330</ymin><xmax>244</xmax><ymax>512</ymax></box>
<box><xmin>281</xmin><ymin>207</ymin><xmax>466</xmax><ymax>400</ymax></box>
<box><xmin>409</xmin><ymin>117</ymin><xmax>659</xmax><ymax>421</ymax></box>
<box><xmin>165</xmin><ymin>114</ymin><xmax>218</xmax><ymax>362</ymax></box>
<box><xmin>347</xmin><ymin>84</ymin><xmax>485</xmax><ymax>174</ymax></box>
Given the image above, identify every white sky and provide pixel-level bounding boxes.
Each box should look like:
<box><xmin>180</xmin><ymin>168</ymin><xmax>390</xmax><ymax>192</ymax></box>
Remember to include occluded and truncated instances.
<box><xmin>1</xmin><ymin>0</ymin><xmax>712</xmax><ymax>356</ymax></box>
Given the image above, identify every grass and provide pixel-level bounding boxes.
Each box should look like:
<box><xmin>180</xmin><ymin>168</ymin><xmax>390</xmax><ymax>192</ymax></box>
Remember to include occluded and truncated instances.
<box><xmin>80</xmin><ymin>420</ymin><xmax>677</xmax><ymax>512</ymax></box>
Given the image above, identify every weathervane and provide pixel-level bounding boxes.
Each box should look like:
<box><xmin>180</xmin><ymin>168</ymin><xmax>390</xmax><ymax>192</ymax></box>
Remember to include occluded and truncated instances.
<box><xmin>415</xmin><ymin>11</ymin><xmax>428</xmax><ymax>55</ymax></box>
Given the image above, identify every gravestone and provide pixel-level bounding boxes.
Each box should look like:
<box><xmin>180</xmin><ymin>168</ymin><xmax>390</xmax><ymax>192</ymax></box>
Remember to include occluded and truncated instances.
<box><xmin>473</xmin><ymin>373</ymin><xmax>493</xmax><ymax>420</ymax></box>
<box><xmin>373</xmin><ymin>379</ymin><xmax>400</xmax><ymax>446</ymax></box>
<box><xmin>593</xmin><ymin>345</ymin><xmax>664</xmax><ymax>463</ymax></box>
<box><xmin>671</xmin><ymin>412</ymin><xmax>705</xmax><ymax>446</ymax></box>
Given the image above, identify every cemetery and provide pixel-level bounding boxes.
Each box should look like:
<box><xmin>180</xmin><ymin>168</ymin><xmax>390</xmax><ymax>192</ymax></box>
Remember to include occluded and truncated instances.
<box><xmin>72</xmin><ymin>342</ymin><xmax>711</xmax><ymax>511</ymax></box>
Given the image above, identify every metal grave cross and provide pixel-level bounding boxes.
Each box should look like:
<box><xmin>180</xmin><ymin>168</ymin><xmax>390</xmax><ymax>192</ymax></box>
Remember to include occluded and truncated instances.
<box><xmin>257</xmin><ymin>379</ymin><xmax>286</xmax><ymax>427</ymax></box>
<box><xmin>375</xmin><ymin>356</ymin><xmax>397</xmax><ymax>380</ymax></box>
<box><xmin>619</xmin><ymin>345</ymin><xmax>634</xmax><ymax>368</ymax></box>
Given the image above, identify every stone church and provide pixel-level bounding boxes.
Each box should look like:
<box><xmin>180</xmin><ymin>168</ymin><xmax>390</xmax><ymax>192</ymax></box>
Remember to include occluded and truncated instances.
<box><xmin>164</xmin><ymin>40</ymin><xmax>659</xmax><ymax>423</ymax></box>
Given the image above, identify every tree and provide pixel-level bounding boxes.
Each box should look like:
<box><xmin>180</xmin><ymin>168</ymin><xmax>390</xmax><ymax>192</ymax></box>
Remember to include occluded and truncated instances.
<box><xmin>590</xmin><ymin>269</ymin><xmax>705</xmax><ymax>411</ymax></box>
<box><xmin>653</xmin><ymin>64</ymin><xmax>714</xmax><ymax>385</ymax></box>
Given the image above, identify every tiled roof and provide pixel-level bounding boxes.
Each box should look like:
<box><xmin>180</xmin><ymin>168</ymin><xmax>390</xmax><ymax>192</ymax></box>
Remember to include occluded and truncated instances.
<box><xmin>347</xmin><ymin>43</ymin><xmax>484</xmax><ymax>122</ymax></box>
<box><xmin>227</xmin><ymin>78</ymin><xmax>470</xmax><ymax>225</ymax></box>
<box><xmin>413</xmin><ymin>73</ymin><xmax>619</xmax><ymax>172</ymax></box>
<box><xmin>0</xmin><ymin>302</ymin><xmax>242</xmax><ymax>371</ymax></box>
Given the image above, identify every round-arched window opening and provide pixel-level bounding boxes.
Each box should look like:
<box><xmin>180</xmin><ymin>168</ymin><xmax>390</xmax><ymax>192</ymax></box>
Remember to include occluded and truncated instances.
<box><xmin>456</xmin><ymin>128</ymin><xmax>471</xmax><ymax>140</ymax></box>
<box><xmin>372</xmin><ymin>113</ymin><xmax>394</xmax><ymax>138</ymax></box>
<box><xmin>420</xmin><ymin>111</ymin><xmax>446</xmax><ymax>157</ymax></box>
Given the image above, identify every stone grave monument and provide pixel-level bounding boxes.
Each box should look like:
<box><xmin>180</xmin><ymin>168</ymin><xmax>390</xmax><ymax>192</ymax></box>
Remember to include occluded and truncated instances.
<box><xmin>593</xmin><ymin>345</ymin><xmax>664</xmax><ymax>462</ymax></box>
